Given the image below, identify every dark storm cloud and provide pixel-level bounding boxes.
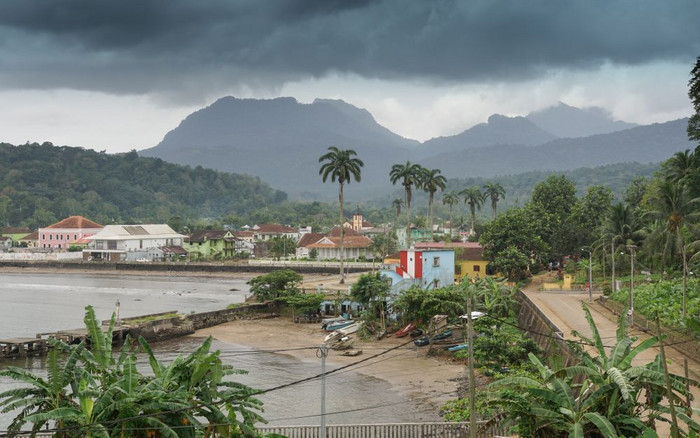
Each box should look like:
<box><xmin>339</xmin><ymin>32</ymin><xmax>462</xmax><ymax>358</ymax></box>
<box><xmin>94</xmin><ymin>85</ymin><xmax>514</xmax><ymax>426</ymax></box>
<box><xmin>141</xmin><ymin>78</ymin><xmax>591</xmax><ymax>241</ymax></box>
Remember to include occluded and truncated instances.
<box><xmin>1</xmin><ymin>0</ymin><xmax>699</xmax><ymax>95</ymax></box>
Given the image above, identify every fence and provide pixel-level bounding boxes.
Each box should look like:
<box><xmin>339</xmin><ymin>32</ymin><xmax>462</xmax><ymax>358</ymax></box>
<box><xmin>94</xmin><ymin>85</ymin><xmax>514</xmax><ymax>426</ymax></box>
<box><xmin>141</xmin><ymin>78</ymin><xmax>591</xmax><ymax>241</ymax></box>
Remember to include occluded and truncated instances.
<box><xmin>20</xmin><ymin>422</ymin><xmax>506</xmax><ymax>438</ymax></box>
<box><xmin>258</xmin><ymin>422</ymin><xmax>506</xmax><ymax>438</ymax></box>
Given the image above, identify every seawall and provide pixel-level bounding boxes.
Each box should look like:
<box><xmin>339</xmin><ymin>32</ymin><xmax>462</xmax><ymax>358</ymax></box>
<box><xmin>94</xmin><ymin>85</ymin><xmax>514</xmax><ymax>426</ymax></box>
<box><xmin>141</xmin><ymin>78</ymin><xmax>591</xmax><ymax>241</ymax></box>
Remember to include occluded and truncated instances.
<box><xmin>0</xmin><ymin>260</ymin><xmax>372</xmax><ymax>275</ymax></box>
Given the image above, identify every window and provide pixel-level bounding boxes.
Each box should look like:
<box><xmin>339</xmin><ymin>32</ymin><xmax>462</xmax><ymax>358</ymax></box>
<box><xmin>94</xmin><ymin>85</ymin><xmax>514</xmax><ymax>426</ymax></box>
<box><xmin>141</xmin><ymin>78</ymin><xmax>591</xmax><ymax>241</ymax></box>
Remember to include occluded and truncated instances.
<box><xmin>74</xmin><ymin>234</ymin><xmax>77</xmax><ymax>240</ymax></box>
<box><xmin>49</xmin><ymin>235</ymin><xmax>53</xmax><ymax>241</ymax></box>
<box><xmin>108</xmin><ymin>241</ymin><xmax>117</xmax><ymax>250</ymax></box>
<box><xmin>473</xmin><ymin>265</ymin><xmax>480</xmax><ymax>272</ymax></box>
<box><xmin>433</xmin><ymin>257</ymin><xmax>440</xmax><ymax>267</ymax></box>
<box><xmin>42</xmin><ymin>234</ymin><xmax>45</xmax><ymax>240</ymax></box>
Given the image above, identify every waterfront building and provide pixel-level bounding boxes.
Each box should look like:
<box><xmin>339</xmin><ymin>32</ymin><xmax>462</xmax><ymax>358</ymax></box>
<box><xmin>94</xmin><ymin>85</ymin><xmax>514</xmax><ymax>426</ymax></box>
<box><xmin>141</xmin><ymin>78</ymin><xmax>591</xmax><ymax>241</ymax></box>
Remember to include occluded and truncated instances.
<box><xmin>38</xmin><ymin>216</ymin><xmax>103</xmax><ymax>249</ymax></box>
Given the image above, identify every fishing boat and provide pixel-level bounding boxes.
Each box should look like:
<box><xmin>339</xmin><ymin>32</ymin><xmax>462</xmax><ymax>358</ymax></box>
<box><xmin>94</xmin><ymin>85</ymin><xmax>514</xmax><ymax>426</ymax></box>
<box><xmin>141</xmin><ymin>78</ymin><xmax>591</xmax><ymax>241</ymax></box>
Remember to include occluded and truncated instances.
<box><xmin>338</xmin><ymin>321</ymin><xmax>364</xmax><ymax>335</ymax></box>
<box><xmin>413</xmin><ymin>329</ymin><xmax>453</xmax><ymax>347</ymax></box>
<box><xmin>321</xmin><ymin>316</ymin><xmax>346</xmax><ymax>330</ymax></box>
<box><xmin>448</xmin><ymin>343</ymin><xmax>468</xmax><ymax>352</ymax></box>
<box><xmin>324</xmin><ymin>320</ymin><xmax>355</xmax><ymax>331</ymax></box>
<box><xmin>394</xmin><ymin>322</ymin><xmax>415</xmax><ymax>338</ymax></box>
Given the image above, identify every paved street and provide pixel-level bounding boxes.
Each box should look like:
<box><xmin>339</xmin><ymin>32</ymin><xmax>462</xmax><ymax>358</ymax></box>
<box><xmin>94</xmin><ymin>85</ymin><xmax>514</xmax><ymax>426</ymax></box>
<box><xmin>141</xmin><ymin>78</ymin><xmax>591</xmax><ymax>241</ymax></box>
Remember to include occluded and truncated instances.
<box><xmin>523</xmin><ymin>275</ymin><xmax>700</xmax><ymax>431</ymax></box>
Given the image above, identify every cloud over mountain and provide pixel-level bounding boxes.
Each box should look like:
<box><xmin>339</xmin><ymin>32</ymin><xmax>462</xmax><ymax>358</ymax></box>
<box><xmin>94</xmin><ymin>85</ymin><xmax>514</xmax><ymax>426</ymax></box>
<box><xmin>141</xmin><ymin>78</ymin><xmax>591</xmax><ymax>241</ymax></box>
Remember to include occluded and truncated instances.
<box><xmin>1</xmin><ymin>1</ymin><xmax>699</xmax><ymax>98</ymax></box>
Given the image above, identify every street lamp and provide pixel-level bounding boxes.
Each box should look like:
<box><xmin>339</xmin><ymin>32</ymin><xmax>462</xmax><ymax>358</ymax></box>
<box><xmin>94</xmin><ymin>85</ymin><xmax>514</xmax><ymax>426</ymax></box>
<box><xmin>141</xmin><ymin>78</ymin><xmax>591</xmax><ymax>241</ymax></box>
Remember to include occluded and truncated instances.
<box><xmin>582</xmin><ymin>248</ymin><xmax>593</xmax><ymax>303</ymax></box>
<box><xmin>626</xmin><ymin>245</ymin><xmax>637</xmax><ymax>327</ymax></box>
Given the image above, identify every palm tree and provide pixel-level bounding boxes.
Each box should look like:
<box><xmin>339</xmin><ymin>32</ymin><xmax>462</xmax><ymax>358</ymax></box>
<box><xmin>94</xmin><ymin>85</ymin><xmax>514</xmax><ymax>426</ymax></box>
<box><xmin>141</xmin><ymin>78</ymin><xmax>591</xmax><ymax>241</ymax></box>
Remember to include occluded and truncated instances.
<box><xmin>596</xmin><ymin>202</ymin><xmax>644</xmax><ymax>292</ymax></box>
<box><xmin>459</xmin><ymin>186</ymin><xmax>484</xmax><ymax>234</ymax></box>
<box><xmin>390</xmin><ymin>161</ymin><xmax>424</xmax><ymax>248</ymax></box>
<box><xmin>442</xmin><ymin>191</ymin><xmax>460</xmax><ymax>238</ymax></box>
<box><xmin>319</xmin><ymin>146</ymin><xmax>364</xmax><ymax>284</ymax></box>
<box><xmin>483</xmin><ymin>182</ymin><xmax>505</xmax><ymax>219</ymax></box>
<box><xmin>421</xmin><ymin>168</ymin><xmax>447</xmax><ymax>240</ymax></box>
<box><xmin>665</xmin><ymin>149</ymin><xmax>697</xmax><ymax>185</ymax></box>
<box><xmin>391</xmin><ymin>198</ymin><xmax>404</xmax><ymax>226</ymax></box>
<box><xmin>645</xmin><ymin>180</ymin><xmax>699</xmax><ymax>319</ymax></box>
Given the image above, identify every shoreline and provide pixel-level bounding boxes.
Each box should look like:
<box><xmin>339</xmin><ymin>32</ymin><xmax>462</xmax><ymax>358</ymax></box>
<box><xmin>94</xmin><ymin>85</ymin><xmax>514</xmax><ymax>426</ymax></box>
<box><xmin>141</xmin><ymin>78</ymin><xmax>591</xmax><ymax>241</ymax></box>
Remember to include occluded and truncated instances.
<box><xmin>193</xmin><ymin>317</ymin><xmax>466</xmax><ymax>419</ymax></box>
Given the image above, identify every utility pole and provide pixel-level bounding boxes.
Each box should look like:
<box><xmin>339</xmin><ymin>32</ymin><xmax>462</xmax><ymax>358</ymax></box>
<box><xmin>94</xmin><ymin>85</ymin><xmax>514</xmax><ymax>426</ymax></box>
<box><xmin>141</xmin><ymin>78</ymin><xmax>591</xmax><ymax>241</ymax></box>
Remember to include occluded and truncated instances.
<box><xmin>582</xmin><ymin>249</ymin><xmax>592</xmax><ymax>303</ymax></box>
<box><xmin>467</xmin><ymin>297</ymin><xmax>476</xmax><ymax>438</ymax></box>
<box><xmin>627</xmin><ymin>245</ymin><xmax>637</xmax><ymax>327</ymax></box>
<box><xmin>611</xmin><ymin>238</ymin><xmax>615</xmax><ymax>292</ymax></box>
<box><xmin>319</xmin><ymin>344</ymin><xmax>327</xmax><ymax>438</ymax></box>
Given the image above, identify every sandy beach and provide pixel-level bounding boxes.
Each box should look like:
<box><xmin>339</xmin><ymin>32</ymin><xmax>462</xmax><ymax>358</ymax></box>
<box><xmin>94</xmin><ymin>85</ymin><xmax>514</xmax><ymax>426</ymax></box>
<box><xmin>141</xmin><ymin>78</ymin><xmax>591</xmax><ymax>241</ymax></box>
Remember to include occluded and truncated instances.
<box><xmin>194</xmin><ymin>316</ymin><xmax>467</xmax><ymax>417</ymax></box>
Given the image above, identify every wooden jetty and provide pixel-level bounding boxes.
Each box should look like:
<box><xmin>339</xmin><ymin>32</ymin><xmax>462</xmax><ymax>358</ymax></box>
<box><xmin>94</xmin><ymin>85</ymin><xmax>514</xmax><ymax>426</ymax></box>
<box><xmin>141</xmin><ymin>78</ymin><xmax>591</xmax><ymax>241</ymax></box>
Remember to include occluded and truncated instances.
<box><xmin>0</xmin><ymin>337</ymin><xmax>49</xmax><ymax>359</ymax></box>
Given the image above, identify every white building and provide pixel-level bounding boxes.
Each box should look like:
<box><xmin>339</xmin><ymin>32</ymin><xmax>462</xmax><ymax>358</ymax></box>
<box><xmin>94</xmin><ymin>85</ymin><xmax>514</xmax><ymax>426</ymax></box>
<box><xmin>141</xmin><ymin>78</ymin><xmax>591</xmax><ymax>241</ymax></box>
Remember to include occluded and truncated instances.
<box><xmin>83</xmin><ymin>224</ymin><xmax>186</xmax><ymax>262</ymax></box>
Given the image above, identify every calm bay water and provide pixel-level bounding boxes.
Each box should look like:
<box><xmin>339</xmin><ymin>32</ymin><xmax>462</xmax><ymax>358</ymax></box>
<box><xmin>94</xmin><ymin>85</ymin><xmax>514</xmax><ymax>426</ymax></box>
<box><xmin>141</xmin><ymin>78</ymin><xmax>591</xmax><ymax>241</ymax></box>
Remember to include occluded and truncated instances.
<box><xmin>0</xmin><ymin>272</ymin><xmax>436</xmax><ymax>429</ymax></box>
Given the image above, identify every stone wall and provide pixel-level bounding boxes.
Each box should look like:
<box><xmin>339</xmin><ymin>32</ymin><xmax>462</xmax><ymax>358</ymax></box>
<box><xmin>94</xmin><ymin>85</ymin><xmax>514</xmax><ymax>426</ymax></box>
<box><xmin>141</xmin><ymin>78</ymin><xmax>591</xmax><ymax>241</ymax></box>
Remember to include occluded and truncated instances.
<box><xmin>127</xmin><ymin>302</ymin><xmax>278</xmax><ymax>343</ymax></box>
<box><xmin>515</xmin><ymin>289</ymin><xmax>578</xmax><ymax>367</ymax></box>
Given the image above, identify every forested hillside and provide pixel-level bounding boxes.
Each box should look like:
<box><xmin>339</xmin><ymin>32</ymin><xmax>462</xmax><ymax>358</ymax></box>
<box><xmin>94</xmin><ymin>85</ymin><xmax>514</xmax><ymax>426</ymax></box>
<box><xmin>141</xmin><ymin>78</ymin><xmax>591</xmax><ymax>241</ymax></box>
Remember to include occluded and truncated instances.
<box><xmin>0</xmin><ymin>142</ymin><xmax>287</xmax><ymax>228</ymax></box>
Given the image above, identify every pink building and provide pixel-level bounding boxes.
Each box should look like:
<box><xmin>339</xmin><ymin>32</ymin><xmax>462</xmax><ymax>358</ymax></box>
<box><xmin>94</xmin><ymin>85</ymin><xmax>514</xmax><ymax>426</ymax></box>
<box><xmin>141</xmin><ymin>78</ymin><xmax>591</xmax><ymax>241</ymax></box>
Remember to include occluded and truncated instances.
<box><xmin>38</xmin><ymin>216</ymin><xmax>103</xmax><ymax>249</ymax></box>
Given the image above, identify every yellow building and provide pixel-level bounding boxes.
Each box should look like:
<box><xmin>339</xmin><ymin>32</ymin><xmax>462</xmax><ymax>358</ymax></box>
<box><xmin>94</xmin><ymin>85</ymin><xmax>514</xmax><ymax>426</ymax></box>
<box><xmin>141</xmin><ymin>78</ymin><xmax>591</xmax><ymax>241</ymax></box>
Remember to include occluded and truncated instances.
<box><xmin>454</xmin><ymin>246</ymin><xmax>491</xmax><ymax>281</ymax></box>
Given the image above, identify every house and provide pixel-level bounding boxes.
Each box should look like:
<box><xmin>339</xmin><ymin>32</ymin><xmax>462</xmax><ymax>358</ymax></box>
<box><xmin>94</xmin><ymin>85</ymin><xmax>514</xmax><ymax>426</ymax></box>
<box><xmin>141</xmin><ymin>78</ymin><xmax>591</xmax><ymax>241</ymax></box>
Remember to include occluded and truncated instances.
<box><xmin>185</xmin><ymin>230</ymin><xmax>237</xmax><ymax>259</ymax></box>
<box><xmin>454</xmin><ymin>244</ymin><xmax>492</xmax><ymax>281</ymax></box>
<box><xmin>39</xmin><ymin>216</ymin><xmax>103</xmax><ymax>249</ymax></box>
<box><xmin>251</xmin><ymin>223</ymin><xmax>299</xmax><ymax>242</ymax></box>
<box><xmin>0</xmin><ymin>227</ymin><xmax>32</xmax><ymax>245</ymax></box>
<box><xmin>83</xmin><ymin>224</ymin><xmax>186</xmax><ymax>262</ymax></box>
<box><xmin>414</xmin><ymin>241</ymin><xmax>491</xmax><ymax>281</ymax></box>
<box><xmin>17</xmin><ymin>231</ymin><xmax>39</xmax><ymax>248</ymax></box>
<box><xmin>296</xmin><ymin>232</ymin><xmax>325</xmax><ymax>258</ymax></box>
<box><xmin>306</xmin><ymin>226</ymin><xmax>373</xmax><ymax>260</ymax></box>
<box><xmin>0</xmin><ymin>236</ymin><xmax>11</xmax><ymax>250</ymax></box>
<box><xmin>232</xmin><ymin>230</ymin><xmax>254</xmax><ymax>243</ymax></box>
<box><xmin>381</xmin><ymin>249</ymin><xmax>455</xmax><ymax>292</ymax></box>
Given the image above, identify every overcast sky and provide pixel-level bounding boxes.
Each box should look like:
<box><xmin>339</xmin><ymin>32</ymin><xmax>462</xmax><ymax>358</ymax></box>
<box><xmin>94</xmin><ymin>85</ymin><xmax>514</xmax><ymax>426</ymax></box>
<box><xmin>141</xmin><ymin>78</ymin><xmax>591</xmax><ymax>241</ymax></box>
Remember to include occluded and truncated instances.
<box><xmin>1</xmin><ymin>0</ymin><xmax>698</xmax><ymax>152</ymax></box>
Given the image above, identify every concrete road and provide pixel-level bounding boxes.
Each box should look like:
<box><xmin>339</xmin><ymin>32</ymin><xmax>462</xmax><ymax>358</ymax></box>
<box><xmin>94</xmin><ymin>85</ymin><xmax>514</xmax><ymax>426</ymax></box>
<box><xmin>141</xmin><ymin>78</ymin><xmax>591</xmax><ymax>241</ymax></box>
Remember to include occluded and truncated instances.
<box><xmin>523</xmin><ymin>276</ymin><xmax>700</xmax><ymax>432</ymax></box>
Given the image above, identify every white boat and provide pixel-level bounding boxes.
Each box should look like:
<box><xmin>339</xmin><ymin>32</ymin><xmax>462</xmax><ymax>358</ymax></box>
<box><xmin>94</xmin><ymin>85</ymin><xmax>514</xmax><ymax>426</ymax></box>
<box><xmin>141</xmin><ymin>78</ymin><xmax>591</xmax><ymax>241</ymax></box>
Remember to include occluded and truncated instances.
<box><xmin>338</xmin><ymin>321</ymin><xmax>364</xmax><ymax>335</ymax></box>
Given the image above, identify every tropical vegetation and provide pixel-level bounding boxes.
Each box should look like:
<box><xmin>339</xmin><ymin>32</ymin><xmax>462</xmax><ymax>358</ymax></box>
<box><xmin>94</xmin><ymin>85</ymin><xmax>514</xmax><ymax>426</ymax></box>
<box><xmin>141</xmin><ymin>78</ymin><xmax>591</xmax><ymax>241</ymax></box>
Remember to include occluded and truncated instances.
<box><xmin>0</xmin><ymin>306</ymin><xmax>266</xmax><ymax>437</ymax></box>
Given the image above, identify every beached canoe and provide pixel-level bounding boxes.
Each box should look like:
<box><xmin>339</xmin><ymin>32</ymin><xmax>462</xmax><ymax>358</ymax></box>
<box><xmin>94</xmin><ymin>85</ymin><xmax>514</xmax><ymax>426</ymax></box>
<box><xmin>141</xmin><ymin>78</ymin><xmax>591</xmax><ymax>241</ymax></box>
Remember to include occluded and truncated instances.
<box><xmin>394</xmin><ymin>322</ymin><xmax>415</xmax><ymax>338</ymax></box>
<box><xmin>413</xmin><ymin>329</ymin><xmax>453</xmax><ymax>347</ymax></box>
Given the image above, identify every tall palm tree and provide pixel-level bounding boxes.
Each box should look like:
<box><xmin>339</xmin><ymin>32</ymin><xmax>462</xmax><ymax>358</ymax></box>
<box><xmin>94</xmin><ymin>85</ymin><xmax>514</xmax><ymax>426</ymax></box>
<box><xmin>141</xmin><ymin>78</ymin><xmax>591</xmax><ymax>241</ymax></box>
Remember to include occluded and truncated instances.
<box><xmin>483</xmin><ymin>182</ymin><xmax>506</xmax><ymax>219</ymax></box>
<box><xmin>319</xmin><ymin>146</ymin><xmax>364</xmax><ymax>284</ymax></box>
<box><xmin>459</xmin><ymin>186</ymin><xmax>484</xmax><ymax>234</ymax></box>
<box><xmin>392</xmin><ymin>198</ymin><xmax>404</xmax><ymax>226</ymax></box>
<box><xmin>645</xmin><ymin>180</ymin><xmax>699</xmax><ymax>319</ymax></box>
<box><xmin>442</xmin><ymin>191</ymin><xmax>460</xmax><ymax>238</ymax></box>
<box><xmin>390</xmin><ymin>161</ymin><xmax>424</xmax><ymax>248</ymax></box>
<box><xmin>421</xmin><ymin>168</ymin><xmax>447</xmax><ymax>240</ymax></box>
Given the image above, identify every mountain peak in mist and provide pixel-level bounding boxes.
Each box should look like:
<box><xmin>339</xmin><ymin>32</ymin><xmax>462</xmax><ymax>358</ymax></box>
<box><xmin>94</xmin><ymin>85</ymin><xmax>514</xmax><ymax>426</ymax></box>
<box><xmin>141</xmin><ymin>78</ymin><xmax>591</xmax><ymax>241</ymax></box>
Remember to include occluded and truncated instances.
<box><xmin>527</xmin><ymin>102</ymin><xmax>637</xmax><ymax>138</ymax></box>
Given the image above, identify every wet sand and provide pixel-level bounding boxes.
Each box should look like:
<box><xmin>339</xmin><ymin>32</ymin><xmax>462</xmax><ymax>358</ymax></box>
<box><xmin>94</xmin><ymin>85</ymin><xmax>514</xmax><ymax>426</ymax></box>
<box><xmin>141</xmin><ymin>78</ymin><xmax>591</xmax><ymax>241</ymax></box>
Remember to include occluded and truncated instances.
<box><xmin>194</xmin><ymin>317</ymin><xmax>466</xmax><ymax>415</ymax></box>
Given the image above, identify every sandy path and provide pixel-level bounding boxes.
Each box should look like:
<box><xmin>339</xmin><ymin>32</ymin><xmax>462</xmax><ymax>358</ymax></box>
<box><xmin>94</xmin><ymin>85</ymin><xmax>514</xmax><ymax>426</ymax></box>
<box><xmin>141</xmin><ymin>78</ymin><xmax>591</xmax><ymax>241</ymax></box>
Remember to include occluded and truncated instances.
<box><xmin>194</xmin><ymin>317</ymin><xmax>466</xmax><ymax>415</ymax></box>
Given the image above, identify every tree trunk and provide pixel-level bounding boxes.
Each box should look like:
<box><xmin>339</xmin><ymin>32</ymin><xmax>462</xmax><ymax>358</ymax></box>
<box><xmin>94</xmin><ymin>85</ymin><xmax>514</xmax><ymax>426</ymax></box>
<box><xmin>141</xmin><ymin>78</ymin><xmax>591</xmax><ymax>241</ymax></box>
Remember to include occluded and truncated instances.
<box><xmin>339</xmin><ymin>182</ymin><xmax>345</xmax><ymax>284</ymax></box>
<box><xmin>428</xmin><ymin>193</ymin><xmax>434</xmax><ymax>240</ymax></box>
<box><xmin>405</xmin><ymin>188</ymin><xmax>411</xmax><ymax>249</ymax></box>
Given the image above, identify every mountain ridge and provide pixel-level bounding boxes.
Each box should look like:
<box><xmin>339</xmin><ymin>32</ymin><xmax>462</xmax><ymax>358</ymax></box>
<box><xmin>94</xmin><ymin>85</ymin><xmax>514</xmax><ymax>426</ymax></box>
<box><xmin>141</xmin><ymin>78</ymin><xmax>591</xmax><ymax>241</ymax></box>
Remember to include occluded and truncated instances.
<box><xmin>140</xmin><ymin>96</ymin><xmax>691</xmax><ymax>200</ymax></box>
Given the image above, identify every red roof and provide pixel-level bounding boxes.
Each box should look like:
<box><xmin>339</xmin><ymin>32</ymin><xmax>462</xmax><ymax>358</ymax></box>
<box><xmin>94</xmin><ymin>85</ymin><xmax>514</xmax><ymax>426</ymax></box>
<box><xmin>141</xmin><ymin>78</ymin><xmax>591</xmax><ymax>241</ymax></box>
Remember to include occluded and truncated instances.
<box><xmin>329</xmin><ymin>226</ymin><xmax>359</xmax><ymax>237</ymax></box>
<box><xmin>308</xmin><ymin>235</ymin><xmax>372</xmax><ymax>249</ymax></box>
<box><xmin>45</xmin><ymin>216</ymin><xmax>103</xmax><ymax>229</ymax></box>
<box><xmin>1</xmin><ymin>227</ymin><xmax>31</xmax><ymax>235</ymax></box>
<box><xmin>297</xmin><ymin>233</ymin><xmax>325</xmax><ymax>248</ymax></box>
<box><xmin>20</xmin><ymin>231</ymin><xmax>39</xmax><ymax>240</ymax></box>
<box><xmin>253</xmin><ymin>223</ymin><xmax>296</xmax><ymax>233</ymax></box>
<box><xmin>414</xmin><ymin>241</ymin><xmax>481</xmax><ymax>249</ymax></box>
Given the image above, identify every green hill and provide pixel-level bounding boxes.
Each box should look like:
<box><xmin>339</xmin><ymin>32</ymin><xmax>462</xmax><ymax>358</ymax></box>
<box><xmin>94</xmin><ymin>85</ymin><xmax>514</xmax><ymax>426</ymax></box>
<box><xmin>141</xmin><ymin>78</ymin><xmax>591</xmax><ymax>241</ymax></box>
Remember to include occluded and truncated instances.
<box><xmin>0</xmin><ymin>142</ymin><xmax>287</xmax><ymax>228</ymax></box>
